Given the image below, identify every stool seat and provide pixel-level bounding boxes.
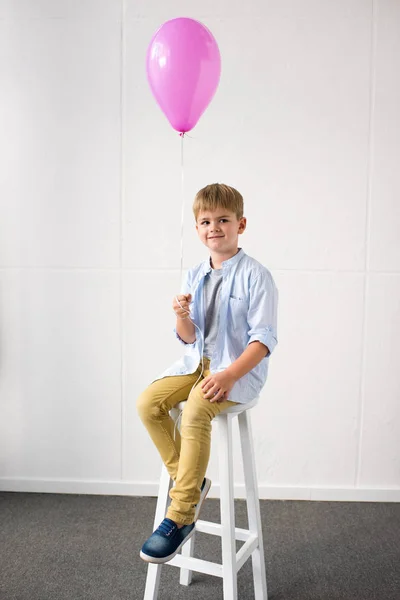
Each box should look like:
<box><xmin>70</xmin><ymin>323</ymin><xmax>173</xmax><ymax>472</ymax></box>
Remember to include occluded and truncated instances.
<box><xmin>143</xmin><ymin>395</ymin><xmax>268</xmax><ymax>600</ymax></box>
<box><xmin>174</xmin><ymin>396</ymin><xmax>259</xmax><ymax>414</ymax></box>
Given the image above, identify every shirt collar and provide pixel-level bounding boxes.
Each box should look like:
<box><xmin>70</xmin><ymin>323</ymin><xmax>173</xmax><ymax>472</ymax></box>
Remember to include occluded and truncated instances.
<box><xmin>202</xmin><ymin>248</ymin><xmax>245</xmax><ymax>275</ymax></box>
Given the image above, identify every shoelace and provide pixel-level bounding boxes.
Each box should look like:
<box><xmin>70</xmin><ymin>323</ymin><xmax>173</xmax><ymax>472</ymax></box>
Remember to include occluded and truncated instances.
<box><xmin>157</xmin><ymin>520</ymin><xmax>177</xmax><ymax>537</ymax></box>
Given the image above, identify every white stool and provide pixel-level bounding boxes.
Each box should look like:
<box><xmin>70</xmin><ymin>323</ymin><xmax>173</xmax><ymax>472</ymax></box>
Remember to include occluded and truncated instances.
<box><xmin>143</xmin><ymin>397</ymin><xmax>268</xmax><ymax>600</ymax></box>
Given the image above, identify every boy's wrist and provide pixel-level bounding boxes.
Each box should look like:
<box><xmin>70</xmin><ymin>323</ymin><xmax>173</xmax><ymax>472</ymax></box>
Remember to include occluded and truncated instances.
<box><xmin>224</xmin><ymin>366</ymin><xmax>239</xmax><ymax>382</ymax></box>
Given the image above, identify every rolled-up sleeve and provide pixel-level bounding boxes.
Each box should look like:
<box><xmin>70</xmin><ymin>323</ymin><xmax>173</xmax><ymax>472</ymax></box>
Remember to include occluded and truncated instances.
<box><xmin>247</xmin><ymin>270</ymin><xmax>278</xmax><ymax>356</ymax></box>
<box><xmin>175</xmin><ymin>329</ymin><xmax>195</xmax><ymax>346</ymax></box>
<box><xmin>173</xmin><ymin>269</ymin><xmax>196</xmax><ymax>346</ymax></box>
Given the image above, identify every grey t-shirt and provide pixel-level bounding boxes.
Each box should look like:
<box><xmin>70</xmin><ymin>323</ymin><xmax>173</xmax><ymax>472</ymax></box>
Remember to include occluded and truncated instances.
<box><xmin>203</xmin><ymin>267</ymin><xmax>223</xmax><ymax>359</ymax></box>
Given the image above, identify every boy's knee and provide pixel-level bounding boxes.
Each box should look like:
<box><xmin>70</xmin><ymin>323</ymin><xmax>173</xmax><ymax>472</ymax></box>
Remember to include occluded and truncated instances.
<box><xmin>136</xmin><ymin>392</ymin><xmax>147</xmax><ymax>419</ymax></box>
<box><xmin>136</xmin><ymin>391</ymin><xmax>160</xmax><ymax>421</ymax></box>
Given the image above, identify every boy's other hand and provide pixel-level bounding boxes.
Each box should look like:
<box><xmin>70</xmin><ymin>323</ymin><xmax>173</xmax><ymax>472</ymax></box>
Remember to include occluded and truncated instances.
<box><xmin>173</xmin><ymin>294</ymin><xmax>192</xmax><ymax>319</ymax></box>
<box><xmin>201</xmin><ymin>371</ymin><xmax>237</xmax><ymax>403</ymax></box>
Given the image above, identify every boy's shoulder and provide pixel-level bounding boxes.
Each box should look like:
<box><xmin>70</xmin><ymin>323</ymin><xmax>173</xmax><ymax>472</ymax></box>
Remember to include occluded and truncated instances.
<box><xmin>240</xmin><ymin>252</ymin><xmax>274</xmax><ymax>282</ymax></box>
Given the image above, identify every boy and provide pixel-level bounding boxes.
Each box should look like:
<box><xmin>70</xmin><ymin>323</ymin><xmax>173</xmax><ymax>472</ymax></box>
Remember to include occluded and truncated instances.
<box><xmin>137</xmin><ymin>183</ymin><xmax>278</xmax><ymax>563</ymax></box>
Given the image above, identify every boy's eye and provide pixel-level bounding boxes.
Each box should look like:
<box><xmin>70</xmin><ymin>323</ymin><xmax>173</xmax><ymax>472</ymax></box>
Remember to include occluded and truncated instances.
<box><xmin>201</xmin><ymin>219</ymin><xmax>228</xmax><ymax>225</ymax></box>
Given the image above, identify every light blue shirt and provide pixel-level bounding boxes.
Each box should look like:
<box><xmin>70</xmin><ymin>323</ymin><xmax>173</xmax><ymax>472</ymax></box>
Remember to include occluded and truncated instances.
<box><xmin>154</xmin><ymin>248</ymin><xmax>278</xmax><ymax>404</ymax></box>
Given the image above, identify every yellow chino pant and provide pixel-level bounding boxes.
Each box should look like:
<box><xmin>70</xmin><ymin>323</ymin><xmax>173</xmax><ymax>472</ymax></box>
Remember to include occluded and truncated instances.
<box><xmin>136</xmin><ymin>357</ymin><xmax>237</xmax><ymax>525</ymax></box>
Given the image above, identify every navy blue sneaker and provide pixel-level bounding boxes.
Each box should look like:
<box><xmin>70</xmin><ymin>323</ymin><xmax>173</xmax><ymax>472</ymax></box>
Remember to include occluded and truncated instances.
<box><xmin>140</xmin><ymin>518</ymin><xmax>195</xmax><ymax>564</ymax></box>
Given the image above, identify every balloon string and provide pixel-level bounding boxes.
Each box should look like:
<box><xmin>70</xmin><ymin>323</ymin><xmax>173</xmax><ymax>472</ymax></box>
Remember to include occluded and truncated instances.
<box><xmin>174</xmin><ymin>130</ymin><xmax>206</xmax><ymax>439</ymax></box>
<box><xmin>179</xmin><ymin>132</ymin><xmax>185</xmax><ymax>286</ymax></box>
<box><xmin>173</xmin><ymin>131</ymin><xmax>206</xmax><ymax>440</ymax></box>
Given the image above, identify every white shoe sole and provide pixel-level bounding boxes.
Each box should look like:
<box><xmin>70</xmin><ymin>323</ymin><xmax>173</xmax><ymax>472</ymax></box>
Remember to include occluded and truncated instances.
<box><xmin>139</xmin><ymin>526</ymin><xmax>196</xmax><ymax>564</ymax></box>
<box><xmin>194</xmin><ymin>477</ymin><xmax>212</xmax><ymax>521</ymax></box>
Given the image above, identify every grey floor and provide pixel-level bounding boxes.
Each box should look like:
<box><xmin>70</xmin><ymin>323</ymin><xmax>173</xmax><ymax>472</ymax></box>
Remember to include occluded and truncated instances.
<box><xmin>0</xmin><ymin>492</ymin><xmax>399</xmax><ymax>600</ymax></box>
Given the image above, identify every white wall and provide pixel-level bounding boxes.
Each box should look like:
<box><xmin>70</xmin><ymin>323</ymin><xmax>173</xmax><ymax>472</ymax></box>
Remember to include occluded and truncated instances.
<box><xmin>0</xmin><ymin>0</ymin><xmax>399</xmax><ymax>502</ymax></box>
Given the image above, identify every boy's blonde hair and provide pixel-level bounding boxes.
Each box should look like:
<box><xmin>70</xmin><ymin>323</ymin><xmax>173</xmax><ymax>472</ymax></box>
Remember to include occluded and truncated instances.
<box><xmin>193</xmin><ymin>183</ymin><xmax>244</xmax><ymax>221</ymax></box>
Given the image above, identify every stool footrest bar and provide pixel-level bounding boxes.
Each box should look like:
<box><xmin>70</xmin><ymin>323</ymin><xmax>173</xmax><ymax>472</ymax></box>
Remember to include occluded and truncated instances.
<box><xmin>196</xmin><ymin>520</ymin><xmax>251</xmax><ymax>542</ymax></box>
<box><xmin>168</xmin><ymin>554</ymin><xmax>223</xmax><ymax>578</ymax></box>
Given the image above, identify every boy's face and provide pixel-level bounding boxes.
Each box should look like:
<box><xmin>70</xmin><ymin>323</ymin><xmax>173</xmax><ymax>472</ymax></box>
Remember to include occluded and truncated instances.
<box><xmin>195</xmin><ymin>208</ymin><xmax>246</xmax><ymax>255</ymax></box>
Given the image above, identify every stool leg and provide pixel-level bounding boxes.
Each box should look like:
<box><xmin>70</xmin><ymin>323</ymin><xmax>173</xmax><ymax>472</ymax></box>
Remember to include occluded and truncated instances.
<box><xmin>143</xmin><ymin>466</ymin><xmax>172</xmax><ymax>600</ymax></box>
<box><xmin>179</xmin><ymin>531</ymin><xmax>196</xmax><ymax>585</ymax></box>
<box><xmin>238</xmin><ymin>411</ymin><xmax>268</xmax><ymax>600</ymax></box>
<box><xmin>218</xmin><ymin>414</ymin><xmax>238</xmax><ymax>600</ymax></box>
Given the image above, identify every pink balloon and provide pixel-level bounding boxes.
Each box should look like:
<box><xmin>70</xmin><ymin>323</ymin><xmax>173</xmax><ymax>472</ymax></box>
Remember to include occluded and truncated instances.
<box><xmin>146</xmin><ymin>18</ymin><xmax>221</xmax><ymax>133</ymax></box>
